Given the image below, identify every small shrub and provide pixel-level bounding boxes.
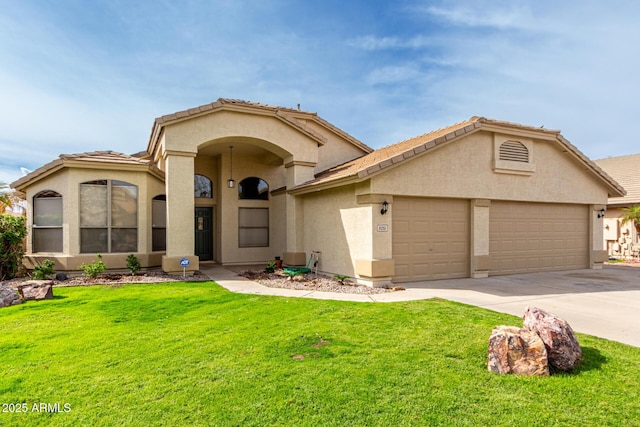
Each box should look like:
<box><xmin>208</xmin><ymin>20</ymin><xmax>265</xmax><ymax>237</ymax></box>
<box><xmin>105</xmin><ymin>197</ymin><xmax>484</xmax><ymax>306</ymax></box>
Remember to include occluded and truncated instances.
<box><xmin>78</xmin><ymin>254</ymin><xmax>106</xmax><ymax>278</ymax></box>
<box><xmin>265</xmin><ymin>260</ymin><xmax>277</xmax><ymax>273</ymax></box>
<box><xmin>333</xmin><ymin>274</ymin><xmax>351</xmax><ymax>285</ymax></box>
<box><xmin>32</xmin><ymin>259</ymin><xmax>56</xmax><ymax>280</ymax></box>
<box><xmin>0</xmin><ymin>214</ymin><xmax>27</xmax><ymax>280</ymax></box>
<box><xmin>126</xmin><ymin>254</ymin><xmax>141</xmax><ymax>276</ymax></box>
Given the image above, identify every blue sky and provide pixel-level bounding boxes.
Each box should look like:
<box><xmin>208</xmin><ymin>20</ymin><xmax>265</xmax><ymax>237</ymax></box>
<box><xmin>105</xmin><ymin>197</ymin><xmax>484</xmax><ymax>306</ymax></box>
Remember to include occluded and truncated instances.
<box><xmin>1</xmin><ymin>0</ymin><xmax>639</xmax><ymax>184</ymax></box>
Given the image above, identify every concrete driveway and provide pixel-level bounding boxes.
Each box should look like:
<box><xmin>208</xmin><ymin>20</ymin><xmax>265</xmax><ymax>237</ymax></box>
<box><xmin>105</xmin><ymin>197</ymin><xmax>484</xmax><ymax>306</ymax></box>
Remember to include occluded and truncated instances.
<box><xmin>396</xmin><ymin>265</ymin><xmax>640</xmax><ymax>348</ymax></box>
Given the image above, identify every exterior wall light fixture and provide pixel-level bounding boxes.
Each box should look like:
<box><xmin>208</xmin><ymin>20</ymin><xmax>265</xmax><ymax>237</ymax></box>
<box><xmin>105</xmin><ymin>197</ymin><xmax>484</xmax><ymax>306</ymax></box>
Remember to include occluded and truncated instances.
<box><xmin>227</xmin><ymin>145</ymin><xmax>235</xmax><ymax>188</ymax></box>
<box><xmin>381</xmin><ymin>200</ymin><xmax>389</xmax><ymax>215</ymax></box>
<box><xmin>597</xmin><ymin>207</ymin><xmax>606</xmax><ymax>218</ymax></box>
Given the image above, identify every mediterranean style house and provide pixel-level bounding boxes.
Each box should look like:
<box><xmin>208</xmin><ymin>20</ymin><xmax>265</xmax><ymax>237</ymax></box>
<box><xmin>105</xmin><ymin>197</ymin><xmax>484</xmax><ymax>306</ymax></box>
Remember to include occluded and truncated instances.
<box><xmin>595</xmin><ymin>154</ymin><xmax>640</xmax><ymax>259</ymax></box>
<box><xmin>11</xmin><ymin>99</ymin><xmax>625</xmax><ymax>286</ymax></box>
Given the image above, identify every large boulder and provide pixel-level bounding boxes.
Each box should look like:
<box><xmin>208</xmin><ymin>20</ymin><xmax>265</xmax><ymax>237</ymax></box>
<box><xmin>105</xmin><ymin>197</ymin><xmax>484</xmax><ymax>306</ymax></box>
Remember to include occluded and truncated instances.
<box><xmin>0</xmin><ymin>284</ymin><xmax>23</xmax><ymax>308</ymax></box>
<box><xmin>17</xmin><ymin>281</ymin><xmax>54</xmax><ymax>301</ymax></box>
<box><xmin>523</xmin><ymin>306</ymin><xmax>581</xmax><ymax>372</ymax></box>
<box><xmin>488</xmin><ymin>325</ymin><xmax>549</xmax><ymax>376</ymax></box>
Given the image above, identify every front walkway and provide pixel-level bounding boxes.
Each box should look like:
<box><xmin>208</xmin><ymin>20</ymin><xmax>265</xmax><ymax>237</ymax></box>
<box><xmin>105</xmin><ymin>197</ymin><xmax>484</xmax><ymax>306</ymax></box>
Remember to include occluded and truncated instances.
<box><xmin>200</xmin><ymin>264</ymin><xmax>640</xmax><ymax>348</ymax></box>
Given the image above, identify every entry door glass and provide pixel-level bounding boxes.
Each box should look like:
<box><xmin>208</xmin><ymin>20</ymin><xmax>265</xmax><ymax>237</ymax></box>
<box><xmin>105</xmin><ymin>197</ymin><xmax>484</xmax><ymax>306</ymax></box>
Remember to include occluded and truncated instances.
<box><xmin>195</xmin><ymin>207</ymin><xmax>213</xmax><ymax>261</ymax></box>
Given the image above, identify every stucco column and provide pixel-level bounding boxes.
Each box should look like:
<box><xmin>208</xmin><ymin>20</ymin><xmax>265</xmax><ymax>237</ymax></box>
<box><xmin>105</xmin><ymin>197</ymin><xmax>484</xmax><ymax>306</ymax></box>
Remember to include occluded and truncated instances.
<box><xmin>471</xmin><ymin>199</ymin><xmax>491</xmax><ymax>278</ymax></box>
<box><xmin>353</xmin><ymin>193</ymin><xmax>395</xmax><ymax>287</ymax></box>
<box><xmin>162</xmin><ymin>151</ymin><xmax>199</xmax><ymax>273</ymax></box>
<box><xmin>590</xmin><ymin>204</ymin><xmax>607</xmax><ymax>269</ymax></box>
<box><xmin>283</xmin><ymin>161</ymin><xmax>316</xmax><ymax>265</ymax></box>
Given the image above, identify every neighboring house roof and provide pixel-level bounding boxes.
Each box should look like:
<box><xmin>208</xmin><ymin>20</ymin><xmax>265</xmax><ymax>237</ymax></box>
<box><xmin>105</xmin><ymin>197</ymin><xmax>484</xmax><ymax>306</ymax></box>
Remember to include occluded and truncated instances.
<box><xmin>291</xmin><ymin>116</ymin><xmax>626</xmax><ymax>198</ymax></box>
<box><xmin>11</xmin><ymin>151</ymin><xmax>163</xmax><ymax>191</ymax></box>
<box><xmin>595</xmin><ymin>153</ymin><xmax>640</xmax><ymax>206</ymax></box>
<box><xmin>147</xmin><ymin>98</ymin><xmax>373</xmax><ymax>156</ymax></box>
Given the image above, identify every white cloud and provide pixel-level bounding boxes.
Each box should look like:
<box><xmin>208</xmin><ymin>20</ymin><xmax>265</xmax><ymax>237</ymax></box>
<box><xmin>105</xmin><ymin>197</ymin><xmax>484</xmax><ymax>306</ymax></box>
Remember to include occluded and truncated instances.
<box><xmin>347</xmin><ymin>35</ymin><xmax>435</xmax><ymax>51</ymax></box>
<box><xmin>421</xmin><ymin>3</ymin><xmax>534</xmax><ymax>30</ymax></box>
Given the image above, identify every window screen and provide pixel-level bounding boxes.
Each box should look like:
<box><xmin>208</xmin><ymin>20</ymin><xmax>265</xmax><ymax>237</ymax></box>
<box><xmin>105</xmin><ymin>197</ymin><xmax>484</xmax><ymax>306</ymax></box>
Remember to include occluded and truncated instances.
<box><xmin>238</xmin><ymin>207</ymin><xmax>269</xmax><ymax>247</ymax></box>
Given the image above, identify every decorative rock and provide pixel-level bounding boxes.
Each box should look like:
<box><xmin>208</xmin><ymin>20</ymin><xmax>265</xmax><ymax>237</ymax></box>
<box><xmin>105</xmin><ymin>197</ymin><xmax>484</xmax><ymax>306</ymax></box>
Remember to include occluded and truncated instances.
<box><xmin>55</xmin><ymin>272</ymin><xmax>68</xmax><ymax>281</ymax></box>
<box><xmin>488</xmin><ymin>325</ymin><xmax>549</xmax><ymax>376</ymax></box>
<box><xmin>522</xmin><ymin>306</ymin><xmax>582</xmax><ymax>372</ymax></box>
<box><xmin>0</xmin><ymin>284</ymin><xmax>23</xmax><ymax>308</ymax></box>
<box><xmin>17</xmin><ymin>281</ymin><xmax>54</xmax><ymax>301</ymax></box>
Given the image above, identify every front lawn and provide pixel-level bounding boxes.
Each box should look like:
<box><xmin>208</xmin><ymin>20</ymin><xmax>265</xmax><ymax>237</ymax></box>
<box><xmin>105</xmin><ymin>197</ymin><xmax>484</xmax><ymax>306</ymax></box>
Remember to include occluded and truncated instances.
<box><xmin>0</xmin><ymin>282</ymin><xmax>638</xmax><ymax>426</ymax></box>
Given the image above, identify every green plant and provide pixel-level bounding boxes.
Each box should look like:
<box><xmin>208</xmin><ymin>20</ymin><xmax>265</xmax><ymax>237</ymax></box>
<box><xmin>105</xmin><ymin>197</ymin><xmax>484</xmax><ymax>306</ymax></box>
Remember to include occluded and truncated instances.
<box><xmin>0</xmin><ymin>282</ymin><xmax>639</xmax><ymax>426</ymax></box>
<box><xmin>78</xmin><ymin>254</ymin><xmax>106</xmax><ymax>278</ymax></box>
<box><xmin>265</xmin><ymin>260</ymin><xmax>277</xmax><ymax>273</ymax></box>
<box><xmin>126</xmin><ymin>254</ymin><xmax>141</xmax><ymax>276</ymax></box>
<box><xmin>333</xmin><ymin>274</ymin><xmax>350</xmax><ymax>285</ymax></box>
<box><xmin>0</xmin><ymin>214</ymin><xmax>27</xmax><ymax>280</ymax></box>
<box><xmin>32</xmin><ymin>259</ymin><xmax>56</xmax><ymax>280</ymax></box>
<box><xmin>619</xmin><ymin>205</ymin><xmax>640</xmax><ymax>235</ymax></box>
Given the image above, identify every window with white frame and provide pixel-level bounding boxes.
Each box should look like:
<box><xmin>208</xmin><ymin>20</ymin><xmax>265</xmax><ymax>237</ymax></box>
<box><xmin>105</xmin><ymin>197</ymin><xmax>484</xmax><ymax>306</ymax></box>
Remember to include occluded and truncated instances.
<box><xmin>80</xmin><ymin>180</ymin><xmax>138</xmax><ymax>253</ymax></box>
<box><xmin>238</xmin><ymin>207</ymin><xmax>269</xmax><ymax>247</ymax></box>
<box><xmin>33</xmin><ymin>190</ymin><xmax>63</xmax><ymax>252</ymax></box>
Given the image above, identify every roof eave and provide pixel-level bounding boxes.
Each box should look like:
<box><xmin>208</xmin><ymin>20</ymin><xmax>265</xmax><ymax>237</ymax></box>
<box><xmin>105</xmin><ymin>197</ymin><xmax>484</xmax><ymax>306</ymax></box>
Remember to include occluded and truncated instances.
<box><xmin>555</xmin><ymin>135</ymin><xmax>626</xmax><ymax>198</ymax></box>
<box><xmin>288</xmin><ymin>175</ymin><xmax>361</xmax><ymax>195</ymax></box>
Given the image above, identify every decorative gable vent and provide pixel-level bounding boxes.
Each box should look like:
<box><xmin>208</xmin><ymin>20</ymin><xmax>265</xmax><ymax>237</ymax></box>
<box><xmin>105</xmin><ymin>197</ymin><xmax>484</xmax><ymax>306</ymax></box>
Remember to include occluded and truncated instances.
<box><xmin>499</xmin><ymin>141</ymin><xmax>529</xmax><ymax>163</ymax></box>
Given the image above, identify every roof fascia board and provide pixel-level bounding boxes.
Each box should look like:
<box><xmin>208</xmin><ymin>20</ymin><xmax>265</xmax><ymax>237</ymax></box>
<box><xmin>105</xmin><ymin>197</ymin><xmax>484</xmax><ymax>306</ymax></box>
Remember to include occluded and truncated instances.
<box><xmin>288</xmin><ymin>175</ymin><xmax>360</xmax><ymax>195</ymax></box>
<box><xmin>11</xmin><ymin>161</ymin><xmax>64</xmax><ymax>191</ymax></box>
<box><xmin>479</xmin><ymin>123</ymin><xmax>560</xmax><ymax>140</ymax></box>
<box><xmin>555</xmin><ymin>135</ymin><xmax>626</xmax><ymax>198</ymax></box>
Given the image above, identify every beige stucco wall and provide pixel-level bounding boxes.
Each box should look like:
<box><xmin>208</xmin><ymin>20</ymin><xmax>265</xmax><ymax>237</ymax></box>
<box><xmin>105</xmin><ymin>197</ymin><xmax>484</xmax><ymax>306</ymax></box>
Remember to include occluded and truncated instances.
<box><xmin>295</xmin><ymin>129</ymin><xmax>615</xmax><ymax>282</ymax></box>
<box><xmin>300</xmin><ymin>185</ymin><xmax>370</xmax><ymax>277</ymax></box>
<box><xmin>22</xmin><ymin>165</ymin><xmax>165</xmax><ymax>271</ymax></box>
<box><xmin>161</xmin><ymin>110</ymin><xmax>320</xmax><ymax>165</ymax></box>
<box><xmin>217</xmin><ymin>152</ymin><xmax>287</xmax><ymax>264</ymax></box>
<box><xmin>370</xmin><ymin>131</ymin><xmax>610</xmax><ymax>204</ymax></box>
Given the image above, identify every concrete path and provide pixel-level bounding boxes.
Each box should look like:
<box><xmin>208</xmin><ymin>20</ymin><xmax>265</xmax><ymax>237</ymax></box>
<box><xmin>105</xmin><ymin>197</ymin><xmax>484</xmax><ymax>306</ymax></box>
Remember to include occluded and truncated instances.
<box><xmin>200</xmin><ymin>264</ymin><xmax>640</xmax><ymax>348</ymax></box>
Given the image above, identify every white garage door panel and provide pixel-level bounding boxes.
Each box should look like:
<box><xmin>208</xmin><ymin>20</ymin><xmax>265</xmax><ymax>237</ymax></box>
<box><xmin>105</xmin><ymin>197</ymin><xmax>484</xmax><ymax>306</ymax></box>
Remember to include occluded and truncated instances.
<box><xmin>490</xmin><ymin>202</ymin><xmax>588</xmax><ymax>275</ymax></box>
<box><xmin>393</xmin><ymin>197</ymin><xmax>470</xmax><ymax>282</ymax></box>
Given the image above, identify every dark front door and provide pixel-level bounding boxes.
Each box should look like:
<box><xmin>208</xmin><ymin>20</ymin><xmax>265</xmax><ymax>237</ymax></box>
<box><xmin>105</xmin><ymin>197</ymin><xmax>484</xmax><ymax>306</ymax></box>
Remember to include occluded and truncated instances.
<box><xmin>195</xmin><ymin>207</ymin><xmax>213</xmax><ymax>261</ymax></box>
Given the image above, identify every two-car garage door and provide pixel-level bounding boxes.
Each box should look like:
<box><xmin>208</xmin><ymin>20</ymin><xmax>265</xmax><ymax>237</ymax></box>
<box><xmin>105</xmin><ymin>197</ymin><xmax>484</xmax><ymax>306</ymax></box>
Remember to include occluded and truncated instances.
<box><xmin>489</xmin><ymin>201</ymin><xmax>589</xmax><ymax>275</ymax></box>
<box><xmin>393</xmin><ymin>197</ymin><xmax>589</xmax><ymax>282</ymax></box>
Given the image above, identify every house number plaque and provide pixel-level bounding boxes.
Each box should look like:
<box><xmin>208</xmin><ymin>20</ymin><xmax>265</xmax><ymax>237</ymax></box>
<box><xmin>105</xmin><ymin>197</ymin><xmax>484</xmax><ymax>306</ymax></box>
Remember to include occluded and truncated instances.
<box><xmin>198</xmin><ymin>217</ymin><xmax>204</xmax><ymax>231</ymax></box>
<box><xmin>377</xmin><ymin>224</ymin><xmax>389</xmax><ymax>232</ymax></box>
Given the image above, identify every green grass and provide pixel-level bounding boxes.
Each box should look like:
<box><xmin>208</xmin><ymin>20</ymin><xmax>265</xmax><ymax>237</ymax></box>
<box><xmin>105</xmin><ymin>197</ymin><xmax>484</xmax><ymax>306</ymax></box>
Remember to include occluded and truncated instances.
<box><xmin>0</xmin><ymin>282</ymin><xmax>639</xmax><ymax>426</ymax></box>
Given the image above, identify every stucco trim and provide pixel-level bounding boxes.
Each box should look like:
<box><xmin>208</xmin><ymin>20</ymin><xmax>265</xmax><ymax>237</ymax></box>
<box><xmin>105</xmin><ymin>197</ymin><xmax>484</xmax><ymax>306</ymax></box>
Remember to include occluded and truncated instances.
<box><xmin>147</xmin><ymin>98</ymin><xmax>372</xmax><ymax>159</ymax></box>
<box><xmin>285</xmin><ymin>160</ymin><xmax>317</xmax><ymax>168</ymax></box>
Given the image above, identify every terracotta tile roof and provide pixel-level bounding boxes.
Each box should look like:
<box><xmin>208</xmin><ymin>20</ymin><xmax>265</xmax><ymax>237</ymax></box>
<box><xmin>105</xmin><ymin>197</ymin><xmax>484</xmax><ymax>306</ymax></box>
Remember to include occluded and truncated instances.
<box><xmin>300</xmin><ymin>117</ymin><xmax>481</xmax><ymax>187</ymax></box>
<box><xmin>11</xmin><ymin>151</ymin><xmax>160</xmax><ymax>190</ymax></box>
<box><xmin>60</xmin><ymin>151</ymin><xmax>150</xmax><ymax>164</ymax></box>
<box><xmin>595</xmin><ymin>153</ymin><xmax>640</xmax><ymax>205</ymax></box>
<box><xmin>147</xmin><ymin>98</ymin><xmax>372</xmax><ymax>155</ymax></box>
<box><xmin>292</xmin><ymin>116</ymin><xmax>625</xmax><ymax>198</ymax></box>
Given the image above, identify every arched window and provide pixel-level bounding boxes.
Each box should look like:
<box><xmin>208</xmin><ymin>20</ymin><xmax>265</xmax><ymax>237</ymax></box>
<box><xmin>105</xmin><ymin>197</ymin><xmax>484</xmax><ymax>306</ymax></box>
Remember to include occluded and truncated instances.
<box><xmin>33</xmin><ymin>190</ymin><xmax>62</xmax><ymax>252</ymax></box>
<box><xmin>80</xmin><ymin>180</ymin><xmax>138</xmax><ymax>253</ymax></box>
<box><xmin>238</xmin><ymin>177</ymin><xmax>269</xmax><ymax>200</ymax></box>
<box><xmin>194</xmin><ymin>174</ymin><xmax>213</xmax><ymax>198</ymax></box>
<box><xmin>152</xmin><ymin>195</ymin><xmax>166</xmax><ymax>251</ymax></box>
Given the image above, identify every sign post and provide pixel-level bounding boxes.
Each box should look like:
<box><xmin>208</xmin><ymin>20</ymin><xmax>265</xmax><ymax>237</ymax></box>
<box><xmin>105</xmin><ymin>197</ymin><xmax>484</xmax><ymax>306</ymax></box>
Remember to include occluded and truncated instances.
<box><xmin>179</xmin><ymin>257</ymin><xmax>190</xmax><ymax>279</ymax></box>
